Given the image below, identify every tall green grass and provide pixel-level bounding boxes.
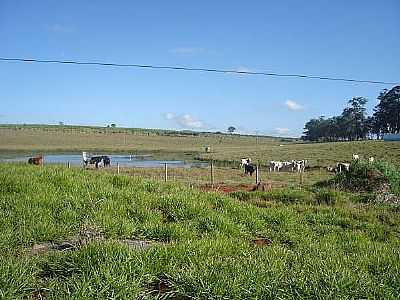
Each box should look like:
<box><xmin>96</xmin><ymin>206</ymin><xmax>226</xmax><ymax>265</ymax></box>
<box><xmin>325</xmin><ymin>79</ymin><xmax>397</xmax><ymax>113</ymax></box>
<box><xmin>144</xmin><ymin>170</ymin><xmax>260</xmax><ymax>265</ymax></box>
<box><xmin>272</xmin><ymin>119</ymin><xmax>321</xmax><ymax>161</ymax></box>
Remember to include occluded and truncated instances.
<box><xmin>0</xmin><ymin>164</ymin><xmax>399</xmax><ymax>299</ymax></box>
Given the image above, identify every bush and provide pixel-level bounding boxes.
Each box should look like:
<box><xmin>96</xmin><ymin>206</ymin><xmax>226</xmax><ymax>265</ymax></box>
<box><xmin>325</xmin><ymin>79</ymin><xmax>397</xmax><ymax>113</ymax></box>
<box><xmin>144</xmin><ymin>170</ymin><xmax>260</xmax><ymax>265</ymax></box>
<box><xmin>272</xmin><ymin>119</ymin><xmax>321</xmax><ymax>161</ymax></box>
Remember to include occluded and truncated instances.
<box><xmin>331</xmin><ymin>160</ymin><xmax>400</xmax><ymax>196</ymax></box>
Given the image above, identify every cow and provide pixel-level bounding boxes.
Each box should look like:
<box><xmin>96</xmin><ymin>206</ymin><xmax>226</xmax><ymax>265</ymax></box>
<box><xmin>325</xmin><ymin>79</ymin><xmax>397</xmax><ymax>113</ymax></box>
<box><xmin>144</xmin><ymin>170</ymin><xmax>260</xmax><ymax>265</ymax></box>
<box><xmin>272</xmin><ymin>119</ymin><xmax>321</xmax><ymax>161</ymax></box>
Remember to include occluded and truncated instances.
<box><xmin>244</xmin><ymin>163</ymin><xmax>256</xmax><ymax>176</ymax></box>
<box><xmin>28</xmin><ymin>155</ymin><xmax>43</xmax><ymax>165</ymax></box>
<box><xmin>293</xmin><ymin>160</ymin><xmax>307</xmax><ymax>173</ymax></box>
<box><xmin>281</xmin><ymin>161</ymin><xmax>295</xmax><ymax>172</ymax></box>
<box><xmin>240</xmin><ymin>158</ymin><xmax>251</xmax><ymax>168</ymax></box>
<box><xmin>83</xmin><ymin>152</ymin><xmax>111</xmax><ymax>168</ymax></box>
<box><xmin>337</xmin><ymin>162</ymin><xmax>350</xmax><ymax>173</ymax></box>
<box><xmin>269</xmin><ymin>161</ymin><xmax>283</xmax><ymax>172</ymax></box>
<box><xmin>369</xmin><ymin>157</ymin><xmax>375</xmax><ymax>163</ymax></box>
<box><xmin>352</xmin><ymin>154</ymin><xmax>360</xmax><ymax>160</ymax></box>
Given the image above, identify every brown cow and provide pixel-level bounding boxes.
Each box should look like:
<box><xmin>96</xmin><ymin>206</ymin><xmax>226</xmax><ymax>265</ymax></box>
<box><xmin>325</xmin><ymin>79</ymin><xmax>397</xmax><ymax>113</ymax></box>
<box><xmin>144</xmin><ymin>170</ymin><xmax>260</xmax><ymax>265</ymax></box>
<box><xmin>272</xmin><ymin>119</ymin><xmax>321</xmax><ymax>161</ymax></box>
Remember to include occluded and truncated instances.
<box><xmin>28</xmin><ymin>155</ymin><xmax>43</xmax><ymax>165</ymax></box>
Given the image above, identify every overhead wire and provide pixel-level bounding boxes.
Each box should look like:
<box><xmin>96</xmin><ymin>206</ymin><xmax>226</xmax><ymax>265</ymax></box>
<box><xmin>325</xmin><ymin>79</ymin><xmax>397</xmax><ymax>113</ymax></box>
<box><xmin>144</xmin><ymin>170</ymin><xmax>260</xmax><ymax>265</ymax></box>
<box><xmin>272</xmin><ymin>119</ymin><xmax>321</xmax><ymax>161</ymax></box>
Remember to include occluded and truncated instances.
<box><xmin>0</xmin><ymin>57</ymin><xmax>397</xmax><ymax>85</ymax></box>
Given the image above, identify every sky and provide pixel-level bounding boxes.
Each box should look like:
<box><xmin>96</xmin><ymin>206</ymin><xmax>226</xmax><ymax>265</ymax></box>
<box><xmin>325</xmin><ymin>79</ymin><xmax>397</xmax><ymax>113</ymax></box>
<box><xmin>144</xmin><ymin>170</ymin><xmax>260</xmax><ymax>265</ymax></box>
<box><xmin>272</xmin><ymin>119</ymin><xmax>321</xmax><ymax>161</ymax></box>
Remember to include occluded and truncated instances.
<box><xmin>0</xmin><ymin>1</ymin><xmax>399</xmax><ymax>137</ymax></box>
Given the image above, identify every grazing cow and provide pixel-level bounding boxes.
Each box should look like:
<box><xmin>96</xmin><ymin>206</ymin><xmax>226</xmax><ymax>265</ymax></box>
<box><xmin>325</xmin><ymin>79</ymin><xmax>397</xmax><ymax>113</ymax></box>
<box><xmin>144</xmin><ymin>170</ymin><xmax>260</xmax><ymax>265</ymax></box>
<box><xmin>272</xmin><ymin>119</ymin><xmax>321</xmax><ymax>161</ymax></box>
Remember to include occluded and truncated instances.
<box><xmin>281</xmin><ymin>161</ymin><xmax>294</xmax><ymax>172</ymax></box>
<box><xmin>90</xmin><ymin>156</ymin><xmax>111</xmax><ymax>168</ymax></box>
<box><xmin>269</xmin><ymin>161</ymin><xmax>283</xmax><ymax>172</ymax></box>
<box><xmin>28</xmin><ymin>155</ymin><xmax>43</xmax><ymax>165</ymax></box>
<box><xmin>240</xmin><ymin>158</ymin><xmax>251</xmax><ymax>168</ymax></box>
<box><xmin>82</xmin><ymin>152</ymin><xmax>111</xmax><ymax>168</ymax></box>
<box><xmin>337</xmin><ymin>162</ymin><xmax>350</xmax><ymax>173</ymax></box>
<box><xmin>352</xmin><ymin>154</ymin><xmax>360</xmax><ymax>160</ymax></box>
<box><xmin>244</xmin><ymin>163</ymin><xmax>256</xmax><ymax>176</ymax></box>
<box><xmin>293</xmin><ymin>160</ymin><xmax>307</xmax><ymax>173</ymax></box>
<box><xmin>369</xmin><ymin>157</ymin><xmax>375</xmax><ymax>163</ymax></box>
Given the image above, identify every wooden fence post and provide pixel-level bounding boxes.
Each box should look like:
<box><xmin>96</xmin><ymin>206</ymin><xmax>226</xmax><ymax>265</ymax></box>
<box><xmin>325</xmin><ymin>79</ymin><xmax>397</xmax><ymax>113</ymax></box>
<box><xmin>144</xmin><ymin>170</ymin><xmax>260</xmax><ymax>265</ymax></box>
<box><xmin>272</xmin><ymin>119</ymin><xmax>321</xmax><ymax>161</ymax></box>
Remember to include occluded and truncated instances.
<box><xmin>256</xmin><ymin>164</ymin><xmax>259</xmax><ymax>184</ymax></box>
<box><xmin>117</xmin><ymin>163</ymin><xmax>120</xmax><ymax>174</ymax></box>
<box><xmin>210</xmin><ymin>160</ymin><xmax>214</xmax><ymax>188</ymax></box>
<box><xmin>67</xmin><ymin>161</ymin><xmax>70</xmax><ymax>169</ymax></box>
<box><xmin>164</xmin><ymin>163</ymin><xmax>168</xmax><ymax>182</ymax></box>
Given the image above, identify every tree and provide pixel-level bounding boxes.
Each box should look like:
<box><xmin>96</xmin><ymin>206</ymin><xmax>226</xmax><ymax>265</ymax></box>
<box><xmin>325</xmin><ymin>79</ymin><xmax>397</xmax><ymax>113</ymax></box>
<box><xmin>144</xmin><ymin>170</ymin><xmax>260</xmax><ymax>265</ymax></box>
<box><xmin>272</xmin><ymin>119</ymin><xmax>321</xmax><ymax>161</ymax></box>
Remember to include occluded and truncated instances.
<box><xmin>227</xmin><ymin>126</ymin><xmax>236</xmax><ymax>134</ymax></box>
<box><xmin>110</xmin><ymin>124</ymin><xmax>116</xmax><ymax>128</ymax></box>
<box><xmin>373</xmin><ymin>86</ymin><xmax>400</xmax><ymax>137</ymax></box>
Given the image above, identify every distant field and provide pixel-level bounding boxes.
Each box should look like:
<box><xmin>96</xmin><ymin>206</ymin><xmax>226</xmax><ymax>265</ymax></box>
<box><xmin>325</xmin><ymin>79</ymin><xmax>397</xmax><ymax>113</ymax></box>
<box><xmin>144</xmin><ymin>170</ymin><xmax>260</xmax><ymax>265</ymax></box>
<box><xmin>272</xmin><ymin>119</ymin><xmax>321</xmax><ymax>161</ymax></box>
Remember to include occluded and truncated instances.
<box><xmin>1</xmin><ymin>125</ymin><xmax>399</xmax><ymax>167</ymax></box>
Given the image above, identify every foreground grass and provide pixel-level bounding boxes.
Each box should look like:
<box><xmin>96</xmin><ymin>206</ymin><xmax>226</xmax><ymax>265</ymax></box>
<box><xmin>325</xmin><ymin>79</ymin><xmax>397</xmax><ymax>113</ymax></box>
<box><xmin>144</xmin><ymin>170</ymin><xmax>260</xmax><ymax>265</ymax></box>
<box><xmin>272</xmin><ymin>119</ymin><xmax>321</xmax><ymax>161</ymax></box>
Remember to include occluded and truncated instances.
<box><xmin>1</xmin><ymin>164</ymin><xmax>399</xmax><ymax>299</ymax></box>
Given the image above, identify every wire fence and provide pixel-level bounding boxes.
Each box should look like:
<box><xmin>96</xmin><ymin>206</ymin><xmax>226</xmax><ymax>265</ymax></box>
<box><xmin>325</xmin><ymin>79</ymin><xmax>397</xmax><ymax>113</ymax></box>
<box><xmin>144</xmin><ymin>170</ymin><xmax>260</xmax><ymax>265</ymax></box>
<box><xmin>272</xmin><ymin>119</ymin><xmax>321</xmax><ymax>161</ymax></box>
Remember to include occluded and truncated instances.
<box><xmin>72</xmin><ymin>161</ymin><xmax>326</xmax><ymax>190</ymax></box>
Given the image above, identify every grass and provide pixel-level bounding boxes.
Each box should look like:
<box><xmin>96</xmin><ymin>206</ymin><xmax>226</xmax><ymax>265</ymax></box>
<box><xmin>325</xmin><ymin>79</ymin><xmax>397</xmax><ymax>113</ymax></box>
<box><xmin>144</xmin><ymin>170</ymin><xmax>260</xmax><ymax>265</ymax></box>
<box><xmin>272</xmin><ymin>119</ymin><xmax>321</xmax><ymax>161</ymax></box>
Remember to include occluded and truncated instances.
<box><xmin>1</xmin><ymin>164</ymin><xmax>399</xmax><ymax>299</ymax></box>
<box><xmin>1</xmin><ymin>125</ymin><xmax>400</xmax><ymax>167</ymax></box>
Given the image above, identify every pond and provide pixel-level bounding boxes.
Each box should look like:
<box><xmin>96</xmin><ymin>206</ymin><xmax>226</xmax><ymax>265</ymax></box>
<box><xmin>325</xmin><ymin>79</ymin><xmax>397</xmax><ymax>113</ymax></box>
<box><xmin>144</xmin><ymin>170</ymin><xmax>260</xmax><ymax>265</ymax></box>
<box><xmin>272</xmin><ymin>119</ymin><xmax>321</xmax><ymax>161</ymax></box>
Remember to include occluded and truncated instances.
<box><xmin>0</xmin><ymin>153</ymin><xmax>209</xmax><ymax>168</ymax></box>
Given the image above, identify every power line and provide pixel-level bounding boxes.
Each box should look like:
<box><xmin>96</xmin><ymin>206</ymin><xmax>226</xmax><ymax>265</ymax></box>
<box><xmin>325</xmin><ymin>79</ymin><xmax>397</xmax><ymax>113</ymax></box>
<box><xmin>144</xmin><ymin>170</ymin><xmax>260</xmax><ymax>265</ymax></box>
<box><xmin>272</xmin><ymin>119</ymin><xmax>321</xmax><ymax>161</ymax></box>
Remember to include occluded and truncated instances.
<box><xmin>0</xmin><ymin>57</ymin><xmax>397</xmax><ymax>85</ymax></box>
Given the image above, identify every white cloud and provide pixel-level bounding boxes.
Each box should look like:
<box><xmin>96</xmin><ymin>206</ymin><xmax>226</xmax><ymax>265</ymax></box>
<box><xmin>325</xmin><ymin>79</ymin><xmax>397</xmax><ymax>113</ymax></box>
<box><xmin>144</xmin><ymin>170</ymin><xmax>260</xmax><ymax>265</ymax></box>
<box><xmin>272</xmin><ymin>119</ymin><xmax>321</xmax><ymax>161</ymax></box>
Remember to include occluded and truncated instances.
<box><xmin>275</xmin><ymin>127</ymin><xmax>290</xmax><ymax>135</ymax></box>
<box><xmin>163</xmin><ymin>113</ymin><xmax>208</xmax><ymax>129</ymax></box>
<box><xmin>284</xmin><ymin>100</ymin><xmax>304</xmax><ymax>111</ymax></box>
<box><xmin>169</xmin><ymin>47</ymin><xmax>206</xmax><ymax>55</ymax></box>
<box><xmin>163</xmin><ymin>112</ymin><xmax>176</xmax><ymax>120</ymax></box>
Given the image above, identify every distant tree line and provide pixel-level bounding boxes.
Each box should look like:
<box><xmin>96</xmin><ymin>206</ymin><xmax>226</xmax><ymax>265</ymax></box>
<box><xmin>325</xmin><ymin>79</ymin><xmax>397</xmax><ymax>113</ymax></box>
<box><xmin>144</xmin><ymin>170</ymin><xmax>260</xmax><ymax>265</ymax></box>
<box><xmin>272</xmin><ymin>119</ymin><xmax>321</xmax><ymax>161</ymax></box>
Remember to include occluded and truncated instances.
<box><xmin>302</xmin><ymin>86</ymin><xmax>400</xmax><ymax>141</ymax></box>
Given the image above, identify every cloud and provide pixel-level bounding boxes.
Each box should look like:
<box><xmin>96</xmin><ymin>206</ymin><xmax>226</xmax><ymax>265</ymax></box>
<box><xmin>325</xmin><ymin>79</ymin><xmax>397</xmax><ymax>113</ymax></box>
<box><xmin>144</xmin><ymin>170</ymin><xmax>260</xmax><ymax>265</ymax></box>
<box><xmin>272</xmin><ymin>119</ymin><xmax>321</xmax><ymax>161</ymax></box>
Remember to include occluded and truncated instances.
<box><xmin>47</xmin><ymin>24</ymin><xmax>74</xmax><ymax>33</ymax></box>
<box><xmin>163</xmin><ymin>112</ymin><xmax>176</xmax><ymax>120</ymax></box>
<box><xmin>163</xmin><ymin>113</ymin><xmax>208</xmax><ymax>129</ymax></box>
<box><xmin>275</xmin><ymin>127</ymin><xmax>290</xmax><ymax>135</ymax></box>
<box><xmin>284</xmin><ymin>100</ymin><xmax>304</xmax><ymax>111</ymax></box>
<box><xmin>169</xmin><ymin>47</ymin><xmax>207</xmax><ymax>55</ymax></box>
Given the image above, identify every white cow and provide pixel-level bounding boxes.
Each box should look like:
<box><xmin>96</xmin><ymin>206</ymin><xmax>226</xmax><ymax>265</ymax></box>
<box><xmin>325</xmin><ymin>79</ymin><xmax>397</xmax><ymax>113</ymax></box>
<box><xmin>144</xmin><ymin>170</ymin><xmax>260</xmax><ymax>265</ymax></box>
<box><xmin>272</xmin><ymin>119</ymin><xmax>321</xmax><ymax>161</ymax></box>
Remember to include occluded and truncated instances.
<box><xmin>293</xmin><ymin>160</ymin><xmax>307</xmax><ymax>172</ymax></box>
<box><xmin>337</xmin><ymin>162</ymin><xmax>350</xmax><ymax>173</ymax></box>
<box><xmin>269</xmin><ymin>161</ymin><xmax>283</xmax><ymax>172</ymax></box>
<box><xmin>281</xmin><ymin>161</ymin><xmax>294</xmax><ymax>172</ymax></box>
<box><xmin>352</xmin><ymin>154</ymin><xmax>360</xmax><ymax>160</ymax></box>
<box><xmin>369</xmin><ymin>157</ymin><xmax>375</xmax><ymax>163</ymax></box>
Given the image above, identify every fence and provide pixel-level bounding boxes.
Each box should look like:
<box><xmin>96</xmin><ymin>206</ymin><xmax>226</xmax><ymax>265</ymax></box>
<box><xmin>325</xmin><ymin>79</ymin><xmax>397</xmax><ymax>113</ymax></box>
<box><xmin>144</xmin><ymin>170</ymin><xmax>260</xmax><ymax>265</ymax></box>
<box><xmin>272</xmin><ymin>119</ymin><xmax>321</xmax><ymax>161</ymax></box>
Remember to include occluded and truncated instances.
<box><xmin>86</xmin><ymin>161</ymin><xmax>317</xmax><ymax>189</ymax></box>
<box><xmin>44</xmin><ymin>159</ymin><xmax>320</xmax><ymax>188</ymax></box>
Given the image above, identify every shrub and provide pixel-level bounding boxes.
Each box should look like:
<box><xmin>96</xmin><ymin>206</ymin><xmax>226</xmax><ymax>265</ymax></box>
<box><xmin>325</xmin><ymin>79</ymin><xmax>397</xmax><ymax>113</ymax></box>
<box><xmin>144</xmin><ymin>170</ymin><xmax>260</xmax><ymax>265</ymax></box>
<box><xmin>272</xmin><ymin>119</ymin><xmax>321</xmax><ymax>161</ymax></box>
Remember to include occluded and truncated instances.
<box><xmin>329</xmin><ymin>160</ymin><xmax>400</xmax><ymax>196</ymax></box>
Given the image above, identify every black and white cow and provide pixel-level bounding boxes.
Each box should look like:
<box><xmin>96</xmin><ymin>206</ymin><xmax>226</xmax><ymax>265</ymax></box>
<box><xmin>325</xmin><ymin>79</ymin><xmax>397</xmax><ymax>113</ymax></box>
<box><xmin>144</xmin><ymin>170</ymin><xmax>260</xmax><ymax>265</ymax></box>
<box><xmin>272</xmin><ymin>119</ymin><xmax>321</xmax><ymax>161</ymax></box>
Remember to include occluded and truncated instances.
<box><xmin>244</xmin><ymin>163</ymin><xmax>256</xmax><ymax>176</ymax></box>
<box><xmin>82</xmin><ymin>152</ymin><xmax>111</xmax><ymax>168</ymax></box>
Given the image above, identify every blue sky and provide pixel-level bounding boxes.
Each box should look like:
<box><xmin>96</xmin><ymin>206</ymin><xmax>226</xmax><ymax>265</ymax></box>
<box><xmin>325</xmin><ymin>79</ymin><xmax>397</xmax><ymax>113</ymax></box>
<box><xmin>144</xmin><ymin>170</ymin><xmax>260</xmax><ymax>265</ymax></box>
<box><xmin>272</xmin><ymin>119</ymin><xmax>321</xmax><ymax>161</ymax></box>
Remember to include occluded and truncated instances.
<box><xmin>0</xmin><ymin>1</ymin><xmax>399</xmax><ymax>137</ymax></box>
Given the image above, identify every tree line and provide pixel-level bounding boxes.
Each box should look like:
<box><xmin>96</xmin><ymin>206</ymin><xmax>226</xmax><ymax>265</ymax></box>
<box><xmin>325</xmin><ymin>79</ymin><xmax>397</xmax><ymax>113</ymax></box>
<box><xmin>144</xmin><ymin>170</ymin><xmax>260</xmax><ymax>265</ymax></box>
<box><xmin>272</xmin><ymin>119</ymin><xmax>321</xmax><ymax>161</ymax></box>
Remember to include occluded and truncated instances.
<box><xmin>302</xmin><ymin>86</ymin><xmax>400</xmax><ymax>141</ymax></box>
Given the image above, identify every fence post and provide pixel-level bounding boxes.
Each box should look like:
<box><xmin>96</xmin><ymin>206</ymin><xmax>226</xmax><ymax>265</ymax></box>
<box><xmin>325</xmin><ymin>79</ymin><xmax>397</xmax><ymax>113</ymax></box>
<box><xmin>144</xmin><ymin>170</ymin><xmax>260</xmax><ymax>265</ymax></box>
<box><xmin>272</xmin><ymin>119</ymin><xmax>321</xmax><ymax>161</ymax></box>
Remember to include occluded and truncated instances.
<box><xmin>255</xmin><ymin>164</ymin><xmax>259</xmax><ymax>184</ymax></box>
<box><xmin>299</xmin><ymin>170</ymin><xmax>303</xmax><ymax>185</ymax></box>
<box><xmin>164</xmin><ymin>163</ymin><xmax>168</xmax><ymax>182</ymax></box>
<box><xmin>117</xmin><ymin>163</ymin><xmax>120</xmax><ymax>174</ymax></box>
<box><xmin>210</xmin><ymin>160</ymin><xmax>214</xmax><ymax>188</ymax></box>
<box><xmin>67</xmin><ymin>161</ymin><xmax>70</xmax><ymax>169</ymax></box>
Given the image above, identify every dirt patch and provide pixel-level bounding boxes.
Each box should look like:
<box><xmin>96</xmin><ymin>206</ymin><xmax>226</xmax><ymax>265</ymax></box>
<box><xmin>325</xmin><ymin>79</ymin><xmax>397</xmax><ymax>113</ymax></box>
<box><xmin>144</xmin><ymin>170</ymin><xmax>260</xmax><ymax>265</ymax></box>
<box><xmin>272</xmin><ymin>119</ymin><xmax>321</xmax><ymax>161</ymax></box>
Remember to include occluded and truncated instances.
<box><xmin>251</xmin><ymin>182</ymin><xmax>273</xmax><ymax>192</ymax></box>
<box><xmin>252</xmin><ymin>238</ymin><xmax>273</xmax><ymax>247</ymax></box>
<box><xmin>139</xmin><ymin>277</ymin><xmax>189</xmax><ymax>300</ymax></box>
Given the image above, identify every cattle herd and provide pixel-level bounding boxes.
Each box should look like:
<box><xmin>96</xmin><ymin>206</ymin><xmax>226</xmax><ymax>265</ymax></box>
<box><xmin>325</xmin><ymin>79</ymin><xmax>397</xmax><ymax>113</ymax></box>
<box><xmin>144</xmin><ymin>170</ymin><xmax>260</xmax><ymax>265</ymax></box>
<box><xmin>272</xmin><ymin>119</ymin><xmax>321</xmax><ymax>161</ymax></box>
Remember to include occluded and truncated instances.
<box><xmin>240</xmin><ymin>154</ymin><xmax>375</xmax><ymax>176</ymax></box>
<box><xmin>240</xmin><ymin>158</ymin><xmax>307</xmax><ymax>176</ymax></box>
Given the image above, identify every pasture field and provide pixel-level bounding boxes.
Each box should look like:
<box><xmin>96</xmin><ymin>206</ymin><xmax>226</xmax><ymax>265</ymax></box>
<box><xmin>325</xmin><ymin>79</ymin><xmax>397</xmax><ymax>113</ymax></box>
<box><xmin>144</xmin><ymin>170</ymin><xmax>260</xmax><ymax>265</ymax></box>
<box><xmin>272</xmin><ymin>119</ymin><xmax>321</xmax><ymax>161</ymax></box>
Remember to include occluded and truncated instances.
<box><xmin>1</xmin><ymin>125</ymin><xmax>400</xmax><ymax>167</ymax></box>
<box><xmin>1</xmin><ymin>164</ymin><xmax>399</xmax><ymax>299</ymax></box>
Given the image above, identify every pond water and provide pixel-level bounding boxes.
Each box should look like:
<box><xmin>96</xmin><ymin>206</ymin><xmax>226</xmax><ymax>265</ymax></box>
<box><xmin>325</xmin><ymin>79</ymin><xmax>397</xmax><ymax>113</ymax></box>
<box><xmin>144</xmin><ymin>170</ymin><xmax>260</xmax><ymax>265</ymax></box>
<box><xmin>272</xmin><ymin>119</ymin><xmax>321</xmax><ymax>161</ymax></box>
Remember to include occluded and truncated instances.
<box><xmin>0</xmin><ymin>153</ymin><xmax>209</xmax><ymax>168</ymax></box>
